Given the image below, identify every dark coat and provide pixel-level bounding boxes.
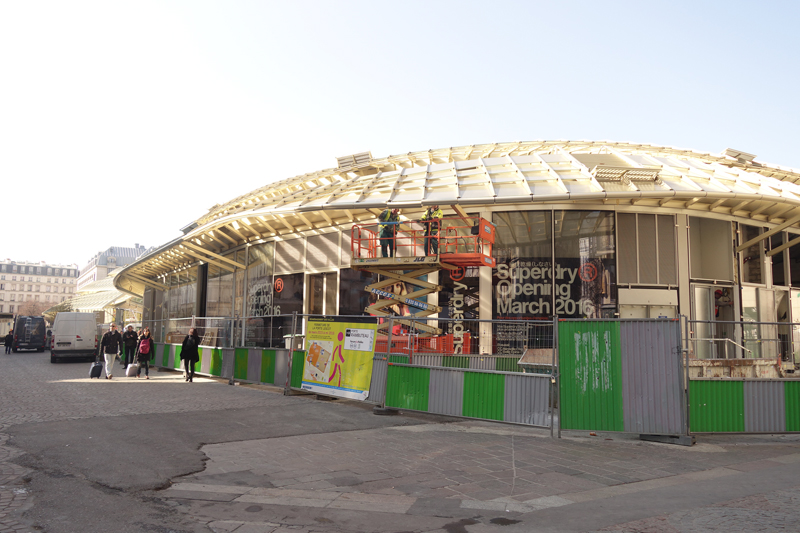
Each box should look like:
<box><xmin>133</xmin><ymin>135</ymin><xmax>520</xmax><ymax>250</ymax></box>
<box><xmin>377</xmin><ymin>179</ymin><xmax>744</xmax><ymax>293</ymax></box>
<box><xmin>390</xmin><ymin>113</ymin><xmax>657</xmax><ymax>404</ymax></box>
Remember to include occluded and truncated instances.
<box><xmin>135</xmin><ymin>335</ymin><xmax>154</xmax><ymax>363</ymax></box>
<box><xmin>4</xmin><ymin>333</ymin><xmax>12</xmax><ymax>347</ymax></box>
<box><xmin>181</xmin><ymin>334</ymin><xmax>200</xmax><ymax>363</ymax></box>
<box><xmin>122</xmin><ymin>329</ymin><xmax>138</xmax><ymax>347</ymax></box>
<box><xmin>101</xmin><ymin>330</ymin><xmax>123</xmax><ymax>354</ymax></box>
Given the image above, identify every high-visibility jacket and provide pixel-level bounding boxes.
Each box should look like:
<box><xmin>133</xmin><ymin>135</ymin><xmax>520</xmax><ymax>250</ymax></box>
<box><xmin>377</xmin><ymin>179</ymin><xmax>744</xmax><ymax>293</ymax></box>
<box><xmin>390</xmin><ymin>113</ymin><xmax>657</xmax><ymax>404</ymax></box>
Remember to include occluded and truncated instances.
<box><xmin>421</xmin><ymin>207</ymin><xmax>443</xmax><ymax>234</ymax></box>
<box><xmin>379</xmin><ymin>209</ymin><xmax>399</xmax><ymax>238</ymax></box>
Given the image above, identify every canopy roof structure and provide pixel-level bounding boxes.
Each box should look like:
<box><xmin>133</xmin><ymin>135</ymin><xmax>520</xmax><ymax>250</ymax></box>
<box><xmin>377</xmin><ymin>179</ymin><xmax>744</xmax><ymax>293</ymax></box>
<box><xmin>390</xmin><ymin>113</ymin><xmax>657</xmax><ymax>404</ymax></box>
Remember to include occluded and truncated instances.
<box><xmin>115</xmin><ymin>140</ymin><xmax>800</xmax><ymax>297</ymax></box>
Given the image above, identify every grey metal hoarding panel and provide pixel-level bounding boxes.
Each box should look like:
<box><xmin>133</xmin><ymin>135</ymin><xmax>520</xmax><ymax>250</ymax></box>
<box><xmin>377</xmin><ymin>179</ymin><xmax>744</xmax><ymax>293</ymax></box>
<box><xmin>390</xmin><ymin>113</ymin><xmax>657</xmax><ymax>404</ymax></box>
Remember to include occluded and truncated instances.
<box><xmin>429</xmin><ymin>368</ymin><xmax>464</xmax><ymax>417</ymax></box>
<box><xmin>200</xmin><ymin>347</ymin><xmax>211</xmax><ymax>374</ymax></box>
<box><xmin>469</xmin><ymin>356</ymin><xmax>496</xmax><ymax>370</ymax></box>
<box><xmin>414</xmin><ymin>354</ymin><xmax>443</xmax><ymax>367</ymax></box>
<box><xmin>247</xmin><ymin>348</ymin><xmax>262</xmax><ymax>382</ymax></box>
<box><xmin>274</xmin><ymin>349</ymin><xmax>290</xmax><ymax>387</ymax></box>
<box><xmin>744</xmin><ymin>381</ymin><xmax>786</xmax><ymax>433</ymax></box>
<box><xmin>503</xmin><ymin>374</ymin><xmax>550</xmax><ymax>427</ymax></box>
<box><xmin>620</xmin><ymin>320</ymin><xmax>684</xmax><ymax>435</ymax></box>
<box><xmin>221</xmin><ymin>348</ymin><xmax>235</xmax><ymax>379</ymax></box>
<box><xmin>365</xmin><ymin>356</ymin><xmax>387</xmax><ymax>405</ymax></box>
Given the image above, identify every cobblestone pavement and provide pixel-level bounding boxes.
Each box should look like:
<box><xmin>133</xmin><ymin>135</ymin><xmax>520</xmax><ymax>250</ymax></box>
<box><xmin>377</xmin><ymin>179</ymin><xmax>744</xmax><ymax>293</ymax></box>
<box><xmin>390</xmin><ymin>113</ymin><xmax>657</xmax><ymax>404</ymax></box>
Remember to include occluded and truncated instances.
<box><xmin>0</xmin><ymin>350</ymin><xmax>300</xmax><ymax>533</ymax></box>
<box><xmin>3</xmin><ymin>350</ymin><xmax>800</xmax><ymax>532</ymax></box>
<box><xmin>163</xmin><ymin>424</ymin><xmax>800</xmax><ymax>532</ymax></box>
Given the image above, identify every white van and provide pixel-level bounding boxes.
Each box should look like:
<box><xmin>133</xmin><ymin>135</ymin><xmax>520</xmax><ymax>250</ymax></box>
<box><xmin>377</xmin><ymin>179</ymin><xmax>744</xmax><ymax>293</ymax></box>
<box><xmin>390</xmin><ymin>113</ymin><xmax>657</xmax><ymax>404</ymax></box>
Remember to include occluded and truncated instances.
<box><xmin>51</xmin><ymin>312</ymin><xmax>98</xmax><ymax>363</ymax></box>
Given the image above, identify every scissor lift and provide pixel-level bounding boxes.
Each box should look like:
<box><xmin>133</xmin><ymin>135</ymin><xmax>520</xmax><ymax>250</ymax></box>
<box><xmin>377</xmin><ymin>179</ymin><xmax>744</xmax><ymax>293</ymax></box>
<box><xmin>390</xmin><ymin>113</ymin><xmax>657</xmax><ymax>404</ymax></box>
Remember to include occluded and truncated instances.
<box><xmin>350</xmin><ymin>215</ymin><xmax>496</xmax><ymax>335</ymax></box>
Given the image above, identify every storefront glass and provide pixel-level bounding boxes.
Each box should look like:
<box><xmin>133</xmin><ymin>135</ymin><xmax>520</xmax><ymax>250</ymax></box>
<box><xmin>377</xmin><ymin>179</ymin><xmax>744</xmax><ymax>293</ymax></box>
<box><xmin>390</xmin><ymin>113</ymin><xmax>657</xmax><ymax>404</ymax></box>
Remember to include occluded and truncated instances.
<box><xmin>244</xmin><ymin>242</ymin><xmax>275</xmax><ymax>347</ymax></box>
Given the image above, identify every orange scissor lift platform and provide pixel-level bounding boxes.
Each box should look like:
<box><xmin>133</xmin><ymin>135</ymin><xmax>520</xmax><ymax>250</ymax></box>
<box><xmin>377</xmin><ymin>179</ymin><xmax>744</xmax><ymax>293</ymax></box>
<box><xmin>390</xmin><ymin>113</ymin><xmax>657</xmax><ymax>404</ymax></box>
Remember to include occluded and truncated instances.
<box><xmin>350</xmin><ymin>216</ymin><xmax>496</xmax><ymax>335</ymax></box>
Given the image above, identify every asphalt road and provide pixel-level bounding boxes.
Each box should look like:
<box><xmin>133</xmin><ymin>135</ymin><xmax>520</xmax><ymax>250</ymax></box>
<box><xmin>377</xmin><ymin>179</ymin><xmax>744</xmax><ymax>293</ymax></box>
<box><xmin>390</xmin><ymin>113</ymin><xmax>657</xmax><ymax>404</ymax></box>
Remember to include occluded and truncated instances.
<box><xmin>2</xmin><ymin>349</ymin><xmax>800</xmax><ymax>533</ymax></box>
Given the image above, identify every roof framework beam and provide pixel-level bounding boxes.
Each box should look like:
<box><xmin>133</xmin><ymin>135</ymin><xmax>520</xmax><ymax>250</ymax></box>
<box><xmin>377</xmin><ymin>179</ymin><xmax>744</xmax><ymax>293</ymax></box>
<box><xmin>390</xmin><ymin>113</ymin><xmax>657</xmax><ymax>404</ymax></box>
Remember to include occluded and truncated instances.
<box><xmin>736</xmin><ymin>213</ymin><xmax>800</xmax><ymax>252</ymax></box>
<box><xmin>767</xmin><ymin>234</ymin><xmax>800</xmax><ymax>257</ymax></box>
<box><xmin>182</xmin><ymin>240</ymin><xmax>247</xmax><ymax>269</ymax></box>
<box><xmin>178</xmin><ymin>246</ymin><xmax>235</xmax><ymax>272</ymax></box>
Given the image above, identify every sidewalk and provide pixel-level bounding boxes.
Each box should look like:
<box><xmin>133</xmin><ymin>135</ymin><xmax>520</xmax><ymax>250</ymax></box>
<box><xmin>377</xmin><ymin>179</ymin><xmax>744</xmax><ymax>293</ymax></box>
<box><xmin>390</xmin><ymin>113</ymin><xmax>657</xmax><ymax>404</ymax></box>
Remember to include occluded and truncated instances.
<box><xmin>162</xmin><ymin>417</ymin><xmax>800</xmax><ymax>533</ymax></box>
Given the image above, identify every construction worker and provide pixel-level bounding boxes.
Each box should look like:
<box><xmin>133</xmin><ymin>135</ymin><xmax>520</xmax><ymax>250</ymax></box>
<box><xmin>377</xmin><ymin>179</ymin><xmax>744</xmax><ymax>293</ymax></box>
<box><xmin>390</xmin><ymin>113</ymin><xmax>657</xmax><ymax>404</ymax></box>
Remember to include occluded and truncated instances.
<box><xmin>421</xmin><ymin>204</ymin><xmax>443</xmax><ymax>255</ymax></box>
<box><xmin>378</xmin><ymin>207</ymin><xmax>400</xmax><ymax>257</ymax></box>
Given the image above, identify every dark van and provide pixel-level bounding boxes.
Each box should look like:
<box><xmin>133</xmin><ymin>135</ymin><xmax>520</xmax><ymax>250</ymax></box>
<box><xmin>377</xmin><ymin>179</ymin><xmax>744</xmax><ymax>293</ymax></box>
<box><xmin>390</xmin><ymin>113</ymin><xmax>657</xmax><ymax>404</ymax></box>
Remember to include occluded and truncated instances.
<box><xmin>13</xmin><ymin>316</ymin><xmax>47</xmax><ymax>352</ymax></box>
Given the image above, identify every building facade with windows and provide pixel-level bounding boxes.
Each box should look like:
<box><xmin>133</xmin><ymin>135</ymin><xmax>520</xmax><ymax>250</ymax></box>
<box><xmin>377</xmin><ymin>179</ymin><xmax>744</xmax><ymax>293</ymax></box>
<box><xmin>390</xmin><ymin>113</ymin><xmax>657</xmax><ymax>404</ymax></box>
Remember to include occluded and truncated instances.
<box><xmin>114</xmin><ymin>141</ymin><xmax>800</xmax><ymax>368</ymax></box>
<box><xmin>77</xmin><ymin>244</ymin><xmax>148</xmax><ymax>291</ymax></box>
<box><xmin>0</xmin><ymin>260</ymin><xmax>79</xmax><ymax>334</ymax></box>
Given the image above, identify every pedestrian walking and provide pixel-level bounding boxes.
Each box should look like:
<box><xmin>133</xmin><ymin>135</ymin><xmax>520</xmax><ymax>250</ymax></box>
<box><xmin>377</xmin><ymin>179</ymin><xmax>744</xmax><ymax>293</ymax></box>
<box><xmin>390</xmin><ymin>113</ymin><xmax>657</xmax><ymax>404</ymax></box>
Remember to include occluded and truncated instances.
<box><xmin>99</xmin><ymin>323</ymin><xmax>122</xmax><ymax>379</ymax></box>
<box><xmin>135</xmin><ymin>327</ymin><xmax>154</xmax><ymax>379</ymax></box>
<box><xmin>4</xmin><ymin>330</ymin><xmax>12</xmax><ymax>354</ymax></box>
<box><xmin>421</xmin><ymin>204</ymin><xmax>443</xmax><ymax>255</ymax></box>
<box><xmin>378</xmin><ymin>207</ymin><xmax>400</xmax><ymax>257</ymax></box>
<box><xmin>180</xmin><ymin>327</ymin><xmax>200</xmax><ymax>383</ymax></box>
<box><xmin>122</xmin><ymin>325</ymin><xmax>138</xmax><ymax>369</ymax></box>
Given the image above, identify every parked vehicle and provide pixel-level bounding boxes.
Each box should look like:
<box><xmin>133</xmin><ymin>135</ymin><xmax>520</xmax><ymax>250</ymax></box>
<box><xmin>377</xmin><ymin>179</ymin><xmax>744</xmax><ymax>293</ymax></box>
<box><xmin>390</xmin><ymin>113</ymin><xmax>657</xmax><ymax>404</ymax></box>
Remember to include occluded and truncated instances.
<box><xmin>13</xmin><ymin>316</ymin><xmax>47</xmax><ymax>352</ymax></box>
<box><xmin>50</xmin><ymin>312</ymin><xmax>98</xmax><ymax>363</ymax></box>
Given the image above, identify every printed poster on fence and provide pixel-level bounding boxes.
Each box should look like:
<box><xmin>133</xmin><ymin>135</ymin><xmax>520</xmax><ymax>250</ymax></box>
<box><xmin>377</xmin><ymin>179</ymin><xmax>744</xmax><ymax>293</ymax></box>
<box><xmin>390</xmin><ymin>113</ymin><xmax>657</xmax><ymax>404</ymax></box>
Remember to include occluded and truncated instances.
<box><xmin>302</xmin><ymin>316</ymin><xmax>378</xmax><ymax>400</ymax></box>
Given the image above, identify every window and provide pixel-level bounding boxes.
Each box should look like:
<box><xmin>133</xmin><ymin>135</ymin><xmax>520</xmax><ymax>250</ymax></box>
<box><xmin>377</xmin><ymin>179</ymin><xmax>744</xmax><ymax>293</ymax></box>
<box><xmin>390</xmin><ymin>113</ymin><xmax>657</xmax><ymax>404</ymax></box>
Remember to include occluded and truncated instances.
<box><xmin>35</xmin><ymin>285</ymin><xmax>39</xmax><ymax>292</ymax></box>
<box><xmin>9</xmin><ymin>305</ymin><xmax>13</xmax><ymax>313</ymax></box>
<box><xmin>0</xmin><ymin>294</ymin><xmax>3</xmax><ymax>301</ymax></box>
<box><xmin>36</xmin><ymin>277</ymin><xmax>40</xmax><ymax>282</ymax></box>
<box><xmin>0</xmin><ymin>275</ymin><xmax>4</xmax><ymax>280</ymax></box>
<box><xmin>11</xmin><ymin>276</ymin><xmax>16</xmax><ymax>281</ymax></box>
<box><xmin>62</xmin><ymin>287</ymin><xmax>66</xmax><ymax>293</ymax></box>
<box><xmin>11</xmin><ymin>284</ymin><xmax>15</xmax><ymax>290</ymax></box>
<box><xmin>12</xmin><ymin>266</ymin><xmax>17</xmax><ymax>273</ymax></box>
<box><xmin>28</xmin><ymin>276</ymin><xmax>32</xmax><ymax>282</ymax></box>
<box><xmin>46</xmin><ymin>286</ymin><xmax>50</xmax><ymax>293</ymax></box>
<box><xmin>47</xmin><ymin>268</ymin><xmax>52</xmax><ymax>275</ymax></box>
<box><xmin>0</xmin><ymin>305</ymin><xmax>3</xmax><ymax>313</ymax></box>
<box><xmin>45</xmin><ymin>295</ymin><xmax>50</xmax><ymax>302</ymax></box>
<box><xmin>62</xmin><ymin>278</ymin><xmax>66</xmax><ymax>284</ymax></box>
<box><xmin>47</xmin><ymin>278</ymin><xmax>51</xmax><ymax>283</ymax></box>
<box><xmin>34</xmin><ymin>295</ymin><xmax>39</xmax><ymax>302</ymax></box>
<box><xmin>10</xmin><ymin>294</ymin><xmax>15</xmax><ymax>301</ymax></box>
<box><xmin>26</xmin><ymin>294</ymin><xmax>32</xmax><ymax>301</ymax></box>
<box><xmin>0</xmin><ymin>283</ymin><xmax>3</xmax><ymax>290</ymax></box>
<box><xmin>740</xmin><ymin>224</ymin><xmax>765</xmax><ymax>284</ymax></box>
<box><xmin>27</xmin><ymin>285</ymin><xmax>32</xmax><ymax>291</ymax></box>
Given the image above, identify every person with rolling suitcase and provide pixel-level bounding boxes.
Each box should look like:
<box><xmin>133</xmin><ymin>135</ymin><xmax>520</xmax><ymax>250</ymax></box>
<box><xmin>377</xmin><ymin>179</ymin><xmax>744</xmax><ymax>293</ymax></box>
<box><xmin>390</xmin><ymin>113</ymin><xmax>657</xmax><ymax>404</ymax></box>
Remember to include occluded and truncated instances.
<box><xmin>136</xmin><ymin>327</ymin><xmax>154</xmax><ymax>379</ymax></box>
<box><xmin>99</xmin><ymin>323</ymin><xmax>122</xmax><ymax>379</ymax></box>
<box><xmin>122</xmin><ymin>325</ymin><xmax>138</xmax><ymax>370</ymax></box>
<box><xmin>89</xmin><ymin>357</ymin><xmax>103</xmax><ymax>378</ymax></box>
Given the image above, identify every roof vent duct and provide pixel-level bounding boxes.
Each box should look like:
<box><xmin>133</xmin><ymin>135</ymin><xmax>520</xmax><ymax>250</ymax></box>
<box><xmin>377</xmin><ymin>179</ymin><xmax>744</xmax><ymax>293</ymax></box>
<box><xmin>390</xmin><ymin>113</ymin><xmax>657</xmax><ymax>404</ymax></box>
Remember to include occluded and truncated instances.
<box><xmin>723</xmin><ymin>148</ymin><xmax>756</xmax><ymax>163</ymax></box>
<box><xmin>337</xmin><ymin>152</ymin><xmax>372</xmax><ymax>168</ymax></box>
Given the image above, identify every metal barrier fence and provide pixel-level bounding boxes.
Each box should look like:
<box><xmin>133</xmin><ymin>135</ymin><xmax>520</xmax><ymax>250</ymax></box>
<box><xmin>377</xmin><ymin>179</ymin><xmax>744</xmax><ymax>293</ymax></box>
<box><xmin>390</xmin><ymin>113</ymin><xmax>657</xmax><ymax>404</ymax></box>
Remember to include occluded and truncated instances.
<box><xmin>687</xmin><ymin>319</ymin><xmax>800</xmax><ymax>364</ymax></box>
<box><xmin>143</xmin><ymin>314</ymin><xmax>800</xmax><ymax>439</ymax></box>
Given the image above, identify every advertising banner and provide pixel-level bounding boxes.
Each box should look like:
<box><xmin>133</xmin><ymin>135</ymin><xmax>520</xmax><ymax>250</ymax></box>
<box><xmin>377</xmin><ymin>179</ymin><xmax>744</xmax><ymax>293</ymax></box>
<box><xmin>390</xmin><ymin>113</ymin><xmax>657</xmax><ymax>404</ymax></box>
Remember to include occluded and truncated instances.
<box><xmin>302</xmin><ymin>316</ymin><xmax>378</xmax><ymax>400</ymax></box>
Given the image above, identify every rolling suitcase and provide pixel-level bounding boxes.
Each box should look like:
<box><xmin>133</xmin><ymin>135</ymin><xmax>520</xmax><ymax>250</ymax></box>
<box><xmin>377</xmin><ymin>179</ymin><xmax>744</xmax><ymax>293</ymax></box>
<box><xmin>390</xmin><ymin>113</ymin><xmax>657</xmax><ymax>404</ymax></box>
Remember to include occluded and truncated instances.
<box><xmin>90</xmin><ymin>360</ymin><xmax>103</xmax><ymax>379</ymax></box>
<box><xmin>126</xmin><ymin>362</ymin><xmax>140</xmax><ymax>377</ymax></box>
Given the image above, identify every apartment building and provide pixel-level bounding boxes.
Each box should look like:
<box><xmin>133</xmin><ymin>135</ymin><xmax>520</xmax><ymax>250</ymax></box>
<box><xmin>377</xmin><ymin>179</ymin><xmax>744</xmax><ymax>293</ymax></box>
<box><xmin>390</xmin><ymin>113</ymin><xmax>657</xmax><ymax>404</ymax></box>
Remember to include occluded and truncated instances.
<box><xmin>0</xmin><ymin>260</ymin><xmax>79</xmax><ymax>333</ymax></box>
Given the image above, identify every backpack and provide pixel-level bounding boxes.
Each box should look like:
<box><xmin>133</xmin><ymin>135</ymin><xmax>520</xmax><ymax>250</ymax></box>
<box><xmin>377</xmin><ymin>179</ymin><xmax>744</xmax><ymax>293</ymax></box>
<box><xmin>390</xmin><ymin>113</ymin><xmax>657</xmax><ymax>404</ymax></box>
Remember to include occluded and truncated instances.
<box><xmin>139</xmin><ymin>338</ymin><xmax>150</xmax><ymax>355</ymax></box>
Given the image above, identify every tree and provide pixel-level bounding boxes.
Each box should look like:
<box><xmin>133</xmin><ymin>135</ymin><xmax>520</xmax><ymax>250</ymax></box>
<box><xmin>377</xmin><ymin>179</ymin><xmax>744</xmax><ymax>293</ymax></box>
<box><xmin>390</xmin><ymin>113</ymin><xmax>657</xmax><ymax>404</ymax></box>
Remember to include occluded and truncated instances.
<box><xmin>17</xmin><ymin>300</ymin><xmax>52</xmax><ymax>317</ymax></box>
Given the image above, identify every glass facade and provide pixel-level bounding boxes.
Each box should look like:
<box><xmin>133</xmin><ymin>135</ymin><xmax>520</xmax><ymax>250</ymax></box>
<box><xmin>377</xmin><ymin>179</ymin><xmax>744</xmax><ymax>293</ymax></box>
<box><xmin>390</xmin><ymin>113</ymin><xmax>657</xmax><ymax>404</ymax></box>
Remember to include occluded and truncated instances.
<box><xmin>492</xmin><ymin>210</ymin><xmax>616</xmax><ymax>320</ymax></box>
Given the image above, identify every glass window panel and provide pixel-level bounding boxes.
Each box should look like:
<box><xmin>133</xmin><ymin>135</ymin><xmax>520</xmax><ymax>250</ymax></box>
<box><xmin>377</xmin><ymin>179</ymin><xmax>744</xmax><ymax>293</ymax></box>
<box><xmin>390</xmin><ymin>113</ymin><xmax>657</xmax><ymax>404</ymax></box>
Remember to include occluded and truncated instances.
<box><xmin>790</xmin><ymin>234</ymin><xmax>800</xmax><ymax>288</ymax></box>
<box><xmin>339</xmin><ymin>269</ymin><xmax>378</xmax><ymax>316</ymax></box>
<box><xmin>324</xmin><ymin>272</ymin><xmax>337</xmax><ymax>315</ymax></box>
<box><xmin>771</xmin><ymin>233</ymin><xmax>787</xmax><ymax>286</ymax></box>
<box><xmin>689</xmin><ymin>217</ymin><xmax>734</xmax><ymax>281</ymax></box>
<box><xmin>741</xmin><ymin>224</ymin><xmax>764</xmax><ymax>284</ymax></box>
<box><xmin>554</xmin><ymin>210</ymin><xmax>616</xmax><ymax>318</ymax></box>
<box><xmin>492</xmin><ymin>211</ymin><xmax>553</xmax><ymax>320</ymax></box>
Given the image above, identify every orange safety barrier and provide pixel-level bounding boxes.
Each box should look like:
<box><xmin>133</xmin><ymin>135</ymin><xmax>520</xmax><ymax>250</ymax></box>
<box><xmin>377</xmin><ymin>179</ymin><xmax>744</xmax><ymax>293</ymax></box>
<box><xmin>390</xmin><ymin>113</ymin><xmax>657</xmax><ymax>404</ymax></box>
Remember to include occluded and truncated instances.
<box><xmin>351</xmin><ymin>216</ymin><xmax>495</xmax><ymax>268</ymax></box>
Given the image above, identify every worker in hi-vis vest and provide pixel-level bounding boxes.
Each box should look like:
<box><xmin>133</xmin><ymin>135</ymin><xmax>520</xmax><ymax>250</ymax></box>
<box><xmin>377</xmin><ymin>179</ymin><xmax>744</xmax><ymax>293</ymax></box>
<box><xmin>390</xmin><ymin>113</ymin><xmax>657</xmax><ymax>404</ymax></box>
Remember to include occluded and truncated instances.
<box><xmin>421</xmin><ymin>205</ymin><xmax>443</xmax><ymax>255</ymax></box>
<box><xmin>378</xmin><ymin>207</ymin><xmax>400</xmax><ymax>257</ymax></box>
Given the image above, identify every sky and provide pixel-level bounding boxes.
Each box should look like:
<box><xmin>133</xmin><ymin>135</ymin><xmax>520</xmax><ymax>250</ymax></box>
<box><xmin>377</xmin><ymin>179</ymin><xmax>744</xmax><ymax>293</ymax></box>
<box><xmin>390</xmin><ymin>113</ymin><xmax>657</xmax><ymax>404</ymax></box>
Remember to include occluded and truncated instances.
<box><xmin>2</xmin><ymin>0</ymin><xmax>798</xmax><ymax>268</ymax></box>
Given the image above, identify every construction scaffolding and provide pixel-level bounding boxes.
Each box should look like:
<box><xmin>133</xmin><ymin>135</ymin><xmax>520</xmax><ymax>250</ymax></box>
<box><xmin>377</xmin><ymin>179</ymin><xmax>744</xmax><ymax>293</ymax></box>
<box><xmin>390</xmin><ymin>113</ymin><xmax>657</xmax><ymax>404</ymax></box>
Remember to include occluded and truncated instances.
<box><xmin>350</xmin><ymin>214</ymin><xmax>496</xmax><ymax>336</ymax></box>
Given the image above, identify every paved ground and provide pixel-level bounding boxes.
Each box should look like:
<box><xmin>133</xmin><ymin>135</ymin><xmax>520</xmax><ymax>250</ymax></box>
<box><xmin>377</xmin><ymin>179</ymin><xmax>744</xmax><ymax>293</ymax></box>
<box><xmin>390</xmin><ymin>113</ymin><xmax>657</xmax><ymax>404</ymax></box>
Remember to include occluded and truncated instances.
<box><xmin>1</xmin><ymin>349</ymin><xmax>799</xmax><ymax>532</ymax></box>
